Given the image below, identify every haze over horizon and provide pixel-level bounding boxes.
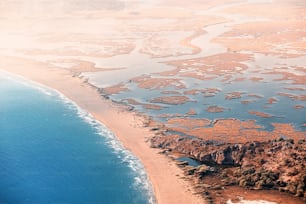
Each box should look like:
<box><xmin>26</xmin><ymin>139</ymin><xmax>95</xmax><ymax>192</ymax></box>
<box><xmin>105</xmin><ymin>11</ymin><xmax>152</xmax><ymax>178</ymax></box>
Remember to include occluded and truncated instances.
<box><xmin>0</xmin><ymin>0</ymin><xmax>305</xmax><ymax>203</ymax></box>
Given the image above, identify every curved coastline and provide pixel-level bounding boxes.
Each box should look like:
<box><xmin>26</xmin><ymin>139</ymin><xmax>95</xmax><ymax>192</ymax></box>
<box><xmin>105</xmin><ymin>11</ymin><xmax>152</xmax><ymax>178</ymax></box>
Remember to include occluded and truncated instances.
<box><xmin>0</xmin><ymin>70</ymin><xmax>155</xmax><ymax>203</ymax></box>
<box><xmin>0</xmin><ymin>57</ymin><xmax>204</xmax><ymax>204</ymax></box>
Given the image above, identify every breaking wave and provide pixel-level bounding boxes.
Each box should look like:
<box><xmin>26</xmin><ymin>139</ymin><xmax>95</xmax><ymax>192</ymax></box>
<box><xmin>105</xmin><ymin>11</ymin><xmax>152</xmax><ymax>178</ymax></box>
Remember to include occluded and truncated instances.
<box><xmin>0</xmin><ymin>70</ymin><xmax>155</xmax><ymax>204</ymax></box>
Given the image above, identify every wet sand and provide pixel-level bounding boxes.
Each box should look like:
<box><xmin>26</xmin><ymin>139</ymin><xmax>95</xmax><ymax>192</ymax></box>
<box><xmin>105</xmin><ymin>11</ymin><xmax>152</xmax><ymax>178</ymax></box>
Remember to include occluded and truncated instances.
<box><xmin>0</xmin><ymin>57</ymin><xmax>203</xmax><ymax>204</ymax></box>
<box><xmin>1</xmin><ymin>0</ymin><xmax>305</xmax><ymax>203</ymax></box>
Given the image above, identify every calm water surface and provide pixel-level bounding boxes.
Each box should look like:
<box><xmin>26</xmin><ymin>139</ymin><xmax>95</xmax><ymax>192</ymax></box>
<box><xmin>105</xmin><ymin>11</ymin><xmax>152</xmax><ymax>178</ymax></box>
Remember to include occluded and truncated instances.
<box><xmin>0</xmin><ymin>73</ymin><xmax>153</xmax><ymax>204</ymax></box>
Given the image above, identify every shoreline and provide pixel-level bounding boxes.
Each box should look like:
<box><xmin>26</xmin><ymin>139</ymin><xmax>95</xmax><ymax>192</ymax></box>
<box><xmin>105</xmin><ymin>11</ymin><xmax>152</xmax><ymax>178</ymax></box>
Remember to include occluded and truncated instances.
<box><xmin>0</xmin><ymin>57</ymin><xmax>204</xmax><ymax>204</ymax></box>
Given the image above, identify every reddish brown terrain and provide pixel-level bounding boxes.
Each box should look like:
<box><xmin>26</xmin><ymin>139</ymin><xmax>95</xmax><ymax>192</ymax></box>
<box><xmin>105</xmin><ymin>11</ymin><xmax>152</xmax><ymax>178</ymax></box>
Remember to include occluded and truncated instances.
<box><xmin>1</xmin><ymin>0</ymin><xmax>305</xmax><ymax>203</ymax></box>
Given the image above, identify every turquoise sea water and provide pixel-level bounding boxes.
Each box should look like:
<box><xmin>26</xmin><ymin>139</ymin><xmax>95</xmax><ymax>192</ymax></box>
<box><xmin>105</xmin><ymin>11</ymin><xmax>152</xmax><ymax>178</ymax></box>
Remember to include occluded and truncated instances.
<box><xmin>0</xmin><ymin>72</ymin><xmax>154</xmax><ymax>204</ymax></box>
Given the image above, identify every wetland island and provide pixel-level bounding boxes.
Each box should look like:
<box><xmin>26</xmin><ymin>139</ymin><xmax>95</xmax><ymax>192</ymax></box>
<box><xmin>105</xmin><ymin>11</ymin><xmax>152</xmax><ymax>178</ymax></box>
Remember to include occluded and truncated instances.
<box><xmin>0</xmin><ymin>0</ymin><xmax>305</xmax><ymax>203</ymax></box>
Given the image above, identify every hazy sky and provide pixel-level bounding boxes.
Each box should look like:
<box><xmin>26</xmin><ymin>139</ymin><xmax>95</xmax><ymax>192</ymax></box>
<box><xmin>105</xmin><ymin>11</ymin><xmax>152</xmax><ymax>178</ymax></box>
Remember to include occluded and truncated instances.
<box><xmin>0</xmin><ymin>0</ymin><xmax>129</xmax><ymax>18</ymax></box>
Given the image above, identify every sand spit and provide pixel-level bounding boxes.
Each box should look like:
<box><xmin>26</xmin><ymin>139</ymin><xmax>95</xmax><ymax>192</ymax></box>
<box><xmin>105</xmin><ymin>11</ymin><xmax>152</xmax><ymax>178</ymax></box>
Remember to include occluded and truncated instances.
<box><xmin>0</xmin><ymin>57</ymin><xmax>203</xmax><ymax>204</ymax></box>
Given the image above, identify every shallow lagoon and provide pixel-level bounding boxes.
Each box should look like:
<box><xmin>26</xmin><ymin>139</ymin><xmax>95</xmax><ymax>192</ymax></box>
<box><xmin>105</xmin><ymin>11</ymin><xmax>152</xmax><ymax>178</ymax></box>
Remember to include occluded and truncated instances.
<box><xmin>110</xmin><ymin>72</ymin><xmax>306</xmax><ymax>132</ymax></box>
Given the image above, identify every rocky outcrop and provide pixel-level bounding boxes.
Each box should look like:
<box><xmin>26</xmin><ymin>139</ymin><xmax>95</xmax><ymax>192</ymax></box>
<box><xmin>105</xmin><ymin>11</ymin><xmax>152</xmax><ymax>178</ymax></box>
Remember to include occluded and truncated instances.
<box><xmin>151</xmin><ymin>135</ymin><xmax>247</xmax><ymax>166</ymax></box>
<box><xmin>151</xmin><ymin>135</ymin><xmax>306</xmax><ymax>198</ymax></box>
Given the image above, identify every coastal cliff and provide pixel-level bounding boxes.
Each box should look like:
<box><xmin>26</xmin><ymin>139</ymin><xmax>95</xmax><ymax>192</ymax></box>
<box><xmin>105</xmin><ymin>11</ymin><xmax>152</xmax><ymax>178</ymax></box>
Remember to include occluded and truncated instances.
<box><xmin>151</xmin><ymin>134</ymin><xmax>306</xmax><ymax>202</ymax></box>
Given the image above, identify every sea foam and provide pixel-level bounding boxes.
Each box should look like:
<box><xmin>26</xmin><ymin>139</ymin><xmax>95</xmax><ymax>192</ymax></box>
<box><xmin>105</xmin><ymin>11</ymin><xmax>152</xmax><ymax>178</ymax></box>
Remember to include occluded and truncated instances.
<box><xmin>56</xmin><ymin>92</ymin><xmax>156</xmax><ymax>204</ymax></box>
<box><xmin>0</xmin><ymin>70</ymin><xmax>156</xmax><ymax>204</ymax></box>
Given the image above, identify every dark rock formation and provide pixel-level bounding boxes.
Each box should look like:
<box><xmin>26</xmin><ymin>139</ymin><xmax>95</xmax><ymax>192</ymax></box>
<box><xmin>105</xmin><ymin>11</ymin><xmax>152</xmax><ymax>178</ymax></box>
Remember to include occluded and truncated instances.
<box><xmin>151</xmin><ymin>135</ymin><xmax>306</xmax><ymax>198</ymax></box>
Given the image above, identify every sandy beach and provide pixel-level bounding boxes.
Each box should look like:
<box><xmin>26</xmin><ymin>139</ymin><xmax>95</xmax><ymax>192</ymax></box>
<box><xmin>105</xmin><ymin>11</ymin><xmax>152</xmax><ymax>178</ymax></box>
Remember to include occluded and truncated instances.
<box><xmin>0</xmin><ymin>57</ymin><xmax>204</xmax><ymax>204</ymax></box>
<box><xmin>1</xmin><ymin>0</ymin><xmax>305</xmax><ymax>203</ymax></box>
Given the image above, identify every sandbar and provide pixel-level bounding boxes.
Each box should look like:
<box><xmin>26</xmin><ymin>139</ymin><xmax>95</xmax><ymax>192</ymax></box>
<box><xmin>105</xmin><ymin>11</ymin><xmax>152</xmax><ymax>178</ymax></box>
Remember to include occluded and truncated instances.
<box><xmin>0</xmin><ymin>57</ymin><xmax>203</xmax><ymax>204</ymax></box>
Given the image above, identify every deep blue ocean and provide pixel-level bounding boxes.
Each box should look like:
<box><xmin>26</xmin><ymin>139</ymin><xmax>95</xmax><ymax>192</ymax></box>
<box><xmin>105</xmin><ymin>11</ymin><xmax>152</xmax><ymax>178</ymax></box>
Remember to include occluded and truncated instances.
<box><xmin>0</xmin><ymin>72</ymin><xmax>154</xmax><ymax>204</ymax></box>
